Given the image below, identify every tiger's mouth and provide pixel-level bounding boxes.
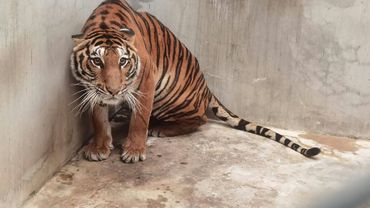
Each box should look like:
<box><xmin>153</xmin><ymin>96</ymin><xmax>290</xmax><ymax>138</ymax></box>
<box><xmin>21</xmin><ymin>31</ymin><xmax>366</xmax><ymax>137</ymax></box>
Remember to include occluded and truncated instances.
<box><xmin>100</xmin><ymin>95</ymin><xmax>124</xmax><ymax>105</ymax></box>
<box><xmin>73</xmin><ymin>83</ymin><xmax>142</xmax><ymax>113</ymax></box>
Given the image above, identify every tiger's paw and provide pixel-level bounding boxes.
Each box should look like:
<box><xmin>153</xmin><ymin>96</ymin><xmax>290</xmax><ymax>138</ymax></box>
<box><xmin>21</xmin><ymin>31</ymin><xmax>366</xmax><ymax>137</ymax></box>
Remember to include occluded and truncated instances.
<box><xmin>83</xmin><ymin>138</ymin><xmax>113</xmax><ymax>161</ymax></box>
<box><xmin>121</xmin><ymin>140</ymin><xmax>147</xmax><ymax>163</ymax></box>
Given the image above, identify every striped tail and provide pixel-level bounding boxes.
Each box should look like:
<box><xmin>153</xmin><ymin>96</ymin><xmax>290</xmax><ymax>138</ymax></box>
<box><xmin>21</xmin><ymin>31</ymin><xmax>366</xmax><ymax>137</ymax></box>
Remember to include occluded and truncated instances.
<box><xmin>209</xmin><ymin>95</ymin><xmax>321</xmax><ymax>157</ymax></box>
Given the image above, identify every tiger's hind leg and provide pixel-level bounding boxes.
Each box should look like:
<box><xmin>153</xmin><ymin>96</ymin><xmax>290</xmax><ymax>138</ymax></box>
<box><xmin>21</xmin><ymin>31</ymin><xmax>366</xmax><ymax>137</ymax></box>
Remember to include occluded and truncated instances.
<box><xmin>149</xmin><ymin>116</ymin><xmax>207</xmax><ymax>137</ymax></box>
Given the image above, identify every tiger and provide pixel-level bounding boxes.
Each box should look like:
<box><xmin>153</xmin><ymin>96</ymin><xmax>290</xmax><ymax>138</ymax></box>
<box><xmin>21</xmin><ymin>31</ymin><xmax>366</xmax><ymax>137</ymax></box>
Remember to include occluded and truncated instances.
<box><xmin>70</xmin><ymin>0</ymin><xmax>321</xmax><ymax>163</ymax></box>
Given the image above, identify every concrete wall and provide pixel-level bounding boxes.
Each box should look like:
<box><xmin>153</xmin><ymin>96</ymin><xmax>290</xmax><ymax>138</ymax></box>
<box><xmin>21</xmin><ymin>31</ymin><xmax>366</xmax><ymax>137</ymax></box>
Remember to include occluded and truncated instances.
<box><xmin>1</xmin><ymin>0</ymin><xmax>370</xmax><ymax>207</ymax></box>
<box><xmin>0</xmin><ymin>1</ymin><xmax>101</xmax><ymax>207</ymax></box>
<box><xmin>134</xmin><ymin>0</ymin><xmax>370</xmax><ymax>139</ymax></box>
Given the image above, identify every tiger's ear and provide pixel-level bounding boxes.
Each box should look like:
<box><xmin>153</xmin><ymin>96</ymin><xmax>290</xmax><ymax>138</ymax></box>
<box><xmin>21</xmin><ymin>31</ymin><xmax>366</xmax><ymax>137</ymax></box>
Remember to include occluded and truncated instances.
<box><xmin>120</xmin><ymin>27</ymin><xmax>135</xmax><ymax>43</ymax></box>
<box><xmin>120</xmin><ymin>27</ymin><xmax>135</xmax><ymax>37</ymax></box>
<box><xmin>71</xmin><ymin>34</ymin><xmax>85</xmax><ymax>45</ymax></box>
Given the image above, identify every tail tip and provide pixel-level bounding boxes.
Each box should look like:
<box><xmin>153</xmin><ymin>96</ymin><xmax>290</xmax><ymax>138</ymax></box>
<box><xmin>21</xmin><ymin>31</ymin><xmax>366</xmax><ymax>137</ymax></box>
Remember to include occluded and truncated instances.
<box><xmin>305</xmin><ymin>147</ymin><xmax>321</xmax><ymax>157</ymax></box>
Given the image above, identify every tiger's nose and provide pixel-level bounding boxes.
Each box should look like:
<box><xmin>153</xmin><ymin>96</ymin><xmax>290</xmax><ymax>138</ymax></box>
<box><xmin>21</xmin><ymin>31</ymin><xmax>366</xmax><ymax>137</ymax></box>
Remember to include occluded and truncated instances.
<box><xmin>106</xmin><ymin>86</ymin><xmax>120</xmax><ymax>95</ymax></box>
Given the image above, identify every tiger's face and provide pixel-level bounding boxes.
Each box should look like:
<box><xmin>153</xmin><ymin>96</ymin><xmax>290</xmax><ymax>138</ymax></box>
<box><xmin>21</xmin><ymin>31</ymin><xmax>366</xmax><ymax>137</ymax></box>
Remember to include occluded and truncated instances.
<box><xmin>71</xmin><ymin>30</ymin><xmax>141</xmax><ymax>111</ymax></box>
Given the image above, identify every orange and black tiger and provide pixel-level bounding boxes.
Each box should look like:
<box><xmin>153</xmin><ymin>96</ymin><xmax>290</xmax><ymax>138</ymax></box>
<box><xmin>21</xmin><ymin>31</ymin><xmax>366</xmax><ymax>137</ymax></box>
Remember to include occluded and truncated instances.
<box><xmin>71</xmin><ymin>0</ymin><xmax>320</xmax><ymax>163</ymax></box>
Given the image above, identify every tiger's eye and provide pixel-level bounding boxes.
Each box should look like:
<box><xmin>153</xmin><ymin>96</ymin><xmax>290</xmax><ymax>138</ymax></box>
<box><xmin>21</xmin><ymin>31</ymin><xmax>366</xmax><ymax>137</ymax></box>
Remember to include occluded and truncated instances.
<box><xmin>91</xmin><ymin>58</ymin><xmax>103</xmax><ymax>67</ymax></box>
<box><xmin>120</xmin><ymin>57</ymin><xmax>129</xmax><ymax>68</ymax></box>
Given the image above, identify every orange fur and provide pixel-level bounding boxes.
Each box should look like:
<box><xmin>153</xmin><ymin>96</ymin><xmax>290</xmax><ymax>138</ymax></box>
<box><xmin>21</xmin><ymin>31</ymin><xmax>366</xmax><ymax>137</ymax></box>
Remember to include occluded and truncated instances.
<box><xmin>71</xmin><ymin>0</ymin><xmax>320</xmax><ymax>163</ymax></box>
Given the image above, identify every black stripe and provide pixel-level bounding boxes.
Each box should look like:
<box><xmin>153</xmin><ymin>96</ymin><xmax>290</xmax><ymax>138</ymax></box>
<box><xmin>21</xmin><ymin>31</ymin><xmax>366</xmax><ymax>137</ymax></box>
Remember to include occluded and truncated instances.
<box><xmin>275</xmin><ymin>134</ymin><xmax>283</xmax><ymax>142</ymax></box>
<box><xmin>73</xmin><ymin>56</ymin><xmax>79</xmax><ymax>75</ymax></box>
<box><xmin>153</xmin><ymin>46</ymin><xmax>183</xmax><ymax>105</ymax></box>
<box><xmin>137</xmin><ymin>13</ymin><xmax>152</xmax><ymax>52</ymax></box>
<box><xmin>155</xmin><ymin>30</ymin><xmax>170</xmax><ymax>91</ymax></box>
<box><xmin>284</xmin><ymin>139</ymin><xmax>291</xmax><ymax>146</ymax></box>
<box><xmin>95</xmin><ymin>41</ymin><xmax>104</xmax><ymax>46</ymax></box>
<box><xmin>78</xmin><ymin>54</ymin><xmax>85</xmax><ymax>71</ymax></box>
<box><xmin>112</xmin><ymin>40</ymin><xmax>123</xmax><ymax>45</ymax></box>
<box><xmin>260</xmin><ymin>128</ymin><xmax>269</xmax><ymax>137</ymax></box>
<box><xmin>118</xmin><ymin>10</ymin><xmax>131</xmax><ymax>20</ymax></box>
<box><xmin>162</xmin><ymin>99</ymin><xmax>193</xmax><ymax>117</ymax></box>
<box><xmin>154</xmin><ymin>70</ymin><xmax>195</xmax><ymax>116</ymax></box>
<box><xmin>236</xmin><ymin>119</ymin><xmax>250</xmax><ymax>131</ymax></box>
<box><xmin>172</xmin><ymin>37</ymin><xmax>178</xmax><ymax>63</ymax></box>
<box><xmin>154</xmin><ymin>75</ymin><xmax>171</xmax><ymax>98</ymax></box>
<box><xmin>291</xmin><ymin>143</ymin><xmax>300</xmax><ymax>151</ymax></box>
<box><xmin>154</xmin><ymin>87</ymin><xmax>182</xmax><ymax>117</ymax></box>
<box><xmin>110</xmin><ymin>20</ymin><xmax>122</xmax><ymax>28</ymax></box>
<box><xmin>100</xmin><ymin>10</ymin><xmax>109</xmax><ymax>15</ymax></box>
<box><xmin>165</xmin><ymin>29</ymin><xmax>172</xmax><ymax>58</ymax></box>
<box><xmin>256</xmin><ymin>126</ymin><xmax>262</xmax><ymax>134</ymax></box>
<box><xmin>217</xmin><ymin>116</ymin><xmax>228</xmax><ymax>122</ymax></box>
<box><xmin>146</xmin><ymin>14</ymin><xmax>161</xmax><ymax>66</ymax></box>
<box><xmin>115</xmin><ymin>12</ymin><xmax>126</xmax><ymax>21</ymax></box>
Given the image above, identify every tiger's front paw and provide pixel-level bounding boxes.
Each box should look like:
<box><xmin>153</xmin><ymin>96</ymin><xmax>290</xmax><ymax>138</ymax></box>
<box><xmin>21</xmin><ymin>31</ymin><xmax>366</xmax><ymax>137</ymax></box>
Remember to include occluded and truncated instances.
<box><xmin>83</xmin><ymin>137</ymin><xmax>113</xmax><ymax>161</ymax></box>
<box><xmin>121</xmin><ymin>138</ymin><xmax>147</xmax><ymax>163</ymax></box>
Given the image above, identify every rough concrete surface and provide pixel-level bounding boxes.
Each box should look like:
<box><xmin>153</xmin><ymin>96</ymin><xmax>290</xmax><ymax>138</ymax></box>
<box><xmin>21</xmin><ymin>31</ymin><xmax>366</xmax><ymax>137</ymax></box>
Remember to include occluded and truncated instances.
<box><xmin>23</xmin><ymin>122</ymin><xmax>370</xmax><ymax>208</ymax></box>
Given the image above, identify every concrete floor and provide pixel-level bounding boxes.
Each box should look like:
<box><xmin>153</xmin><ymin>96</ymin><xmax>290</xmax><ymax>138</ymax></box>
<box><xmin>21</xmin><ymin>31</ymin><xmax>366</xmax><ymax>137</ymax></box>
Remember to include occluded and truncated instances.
<box><xmin>23</xmin><ymin>121</ymin><xmax>370</xmax><ymax>208</ymax></box>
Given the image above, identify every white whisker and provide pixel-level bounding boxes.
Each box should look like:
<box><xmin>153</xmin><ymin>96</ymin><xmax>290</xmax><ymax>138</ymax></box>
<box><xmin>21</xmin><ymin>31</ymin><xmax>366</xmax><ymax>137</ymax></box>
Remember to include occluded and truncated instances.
<box><xmin>72</xmin><ymin>88</ymin><xmax>90</xmax><ymax>96</ymax></box>
<box><xmin>82</xmin><ymin>91</ymin><xmax>97</xmax><ymax>112</ymax></box>
<box><xmin>131</xmin><ymin>90</ymin><xmax>147</xmax><ymax>97</ymax></box>
<box><xmin>90</xmin><ymin>93</ymin><xmax>100</xmax><ymax>113</ymax></box>
<box><xmin>72</xmin><ymin>90</ymin><xmax>96</xmax><ymax>117</ymax></box>
<box><xmin>69</xmin><ymin>90</ymin><xmax>89</xmax><ymax>106</ymax></box>
<box><xmin>123</xmin><ymin>89</ymin><xmax>147</xmax><ymax>115</ymax></box>
<box><xmin>129</xmin><ymin>93</ymin><xmax>144</xmax><ymax>112</ymax></box>
<box><xmin>71</xmin><ymin>83</ymin><xmax>85</xmax><ymax>87</ymax></box>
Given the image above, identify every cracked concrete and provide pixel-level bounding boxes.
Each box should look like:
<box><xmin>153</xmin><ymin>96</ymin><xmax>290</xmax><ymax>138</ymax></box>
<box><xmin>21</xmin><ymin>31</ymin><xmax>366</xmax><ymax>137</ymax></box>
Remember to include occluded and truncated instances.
<box><xmin>23</xmin><ymin>122</ymin><xmax>370</xmax><ymax>208</ymax></box>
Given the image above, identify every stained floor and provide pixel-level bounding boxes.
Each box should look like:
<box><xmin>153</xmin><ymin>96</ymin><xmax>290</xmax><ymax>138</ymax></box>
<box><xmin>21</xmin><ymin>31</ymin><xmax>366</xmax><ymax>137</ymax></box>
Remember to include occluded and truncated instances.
<box><xmin>23</xmin><ymin>121</ymin><xmax>370</xmax><ymax>208</ymax></box>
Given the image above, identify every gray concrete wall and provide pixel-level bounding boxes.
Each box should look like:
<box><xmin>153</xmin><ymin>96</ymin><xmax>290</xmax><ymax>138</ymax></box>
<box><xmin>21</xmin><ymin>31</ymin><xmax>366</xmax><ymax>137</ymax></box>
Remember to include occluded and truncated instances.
<box><xmin>1</xmin><ymin>0</ymin><xmax>370</xmax><ymax>207</ymax></box>
<box><xmin>134</xmin><ymin>0</ymin><xmax>370</xmax><ymax>139</ymax></box>
<box><xmin>0</xmin><ymin>1</ymin><xmax>101</xmax><ymax>207</ymax></box>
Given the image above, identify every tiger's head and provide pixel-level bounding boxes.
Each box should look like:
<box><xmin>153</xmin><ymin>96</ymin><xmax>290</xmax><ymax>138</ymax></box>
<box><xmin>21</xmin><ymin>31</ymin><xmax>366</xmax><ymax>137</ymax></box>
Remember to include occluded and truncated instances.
<box><xmin>71</xmin><ymin>28</ymin><xmax>141</xmax><ymax>112</ymax></box>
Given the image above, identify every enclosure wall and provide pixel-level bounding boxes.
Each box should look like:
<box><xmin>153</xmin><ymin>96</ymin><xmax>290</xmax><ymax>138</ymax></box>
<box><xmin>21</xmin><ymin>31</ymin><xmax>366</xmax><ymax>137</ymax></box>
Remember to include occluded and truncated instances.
<box><xmin>0</xmin><ymin>1</ymin><xmax>101</xmax><ymax>207</ymax></box>
<box><xmin>134</xmin><ymin>0</ymin><xmax>370</xmax><ymax>139</ymax></box>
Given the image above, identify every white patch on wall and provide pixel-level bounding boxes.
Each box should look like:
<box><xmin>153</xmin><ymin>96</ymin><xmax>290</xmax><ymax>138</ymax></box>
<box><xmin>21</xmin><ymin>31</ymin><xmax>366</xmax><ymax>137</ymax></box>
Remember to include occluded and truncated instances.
<box><xmin>253</xmin><ymin>77</ymin><xmax>267</xmax><ymax>84</ymax></box>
